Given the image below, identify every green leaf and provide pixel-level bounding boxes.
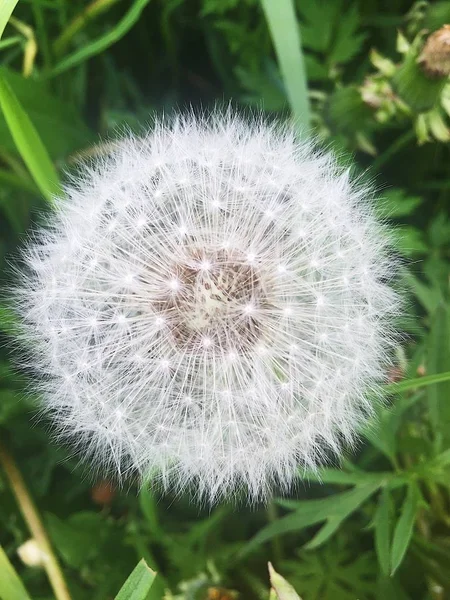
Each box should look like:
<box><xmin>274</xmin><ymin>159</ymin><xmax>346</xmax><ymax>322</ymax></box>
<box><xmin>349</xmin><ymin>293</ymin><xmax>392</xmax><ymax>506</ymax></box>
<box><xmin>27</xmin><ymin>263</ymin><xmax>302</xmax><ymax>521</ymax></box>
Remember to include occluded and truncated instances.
<box><xmin>0</xmin><ymin>305</ymin><xmax>19</xmax><ymax>335</ymax></box>
<box><xmin>297</xmin><ymin>0</ymin><xmax>338</xmax><ymax>52</ymax></box>
<box><xmin>376</xmin><ymin>189</ymin><xmax>422</xmax><ymax>219</ymax></box>
<box><xmin>0</xmin><ymin>0</ymin><xmax>19</xmax><ymax>41</ymax></box>
<box><xmin>305</xmin><ymin>468</ymin><xmax>391</xmax><ymax>486</ymax></box>
<box><xmin>0</xmin><ymin>74</ymin><xmax>60</xmax><ymax>202</ymax></box>
<box><xmin>261</xmin><ymin>0</ymin><xmax>310</xmax><ymax>128</ymax></box>
<box><xmin>0</xmin><ymin>67</ymin><xmax>92</xmax><ymax>159</ymax></box>
<box><xmin>115</xmin><ymin>559</ymin><xmax>157</xmax><ymax>600</ymax></box>
<box><xmin>0</xmin><ymin>390</ymin><xmax>24</xmax><ymax>425</ymax></box>
<box><xmin>402</xmin><ymin>271</ymin><xmax>442</xmax><ymax>314</ymax></box>
<box><xmin>392</xmin><ymin>226</ymin><xmax>428</xmax><ymax>257</ymax></box>
<box><xmin>0</xmin><ymin>168</ymin><xmax>38</xmax><ymax>195</ymax></box>
<box><xmin>0</xmin><ymin>543</ymin><xmax>32</xmax><ymax>600</ymax></box>
<box><xmin>269</xmin><ymin>563</ymin><xmax>302</xmax><ymax>600</ymax></box>
<box><xmin>282</xmin><ymin>539</ymin><xmax>377</xmax><ymax>600</ymax></box>
<box><xmin>49</xmin><ymin>0</ymin><xmax>152</xmax><ymax>77</ymax></box>
<box><xmin>46</xmin><ymin>511</ymin><xmax>107</xmax><ymax>569</ymax></box>
<box><xmin>374</xmin><ymin>488</ymin><xmax>392</xmax><ymax>576</ymax></box>
<box><xmin>139</xmin><ymin>489</ymin><xmax>162</xmax><ymax>537</ymax></box>
<box><xmin>384</xmin><ymin>371</ymin><xmax>450</xmax><ymax>394</ymax></box>
<box><xmin>239</xmin><ymin>480</ymin><xmax>381</xmax><ymax>557</ymax></box>
<box><xmin>391</xmin><ymin>483</ymin><xmax>420</xmax><ymax>575</ymax></box>
<box><xmin>427</xmin><ymin>303</ymin><xmax>450</xmax><ymax>446</ymax></box>
<box><xmin>329</xmin><ymin>4</ymin><xmax>366</xmax><ymax>64</ymax></box>
<box><xmin>431</xmin><ymin>448</ymin><xmax>450</xmax><ymax>468</ymax></box>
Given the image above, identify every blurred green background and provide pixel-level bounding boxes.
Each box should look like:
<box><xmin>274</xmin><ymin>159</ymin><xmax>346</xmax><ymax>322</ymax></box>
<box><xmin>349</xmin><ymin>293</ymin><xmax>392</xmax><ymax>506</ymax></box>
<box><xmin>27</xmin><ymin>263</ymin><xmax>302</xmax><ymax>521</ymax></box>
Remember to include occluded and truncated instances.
<box><xmin>1</xmin><ymin>1</ymin><xmax>450</xmax><ymax>599</ymax></box>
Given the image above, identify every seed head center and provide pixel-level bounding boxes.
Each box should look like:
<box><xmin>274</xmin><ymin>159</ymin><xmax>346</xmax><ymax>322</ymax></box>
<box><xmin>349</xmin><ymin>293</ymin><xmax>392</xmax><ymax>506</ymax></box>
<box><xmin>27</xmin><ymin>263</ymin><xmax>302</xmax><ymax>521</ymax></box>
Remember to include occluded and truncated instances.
<box><xmin>157</xmin><ymin>248</ymin><xmax>266</xmax><ymax>350</ymax></box>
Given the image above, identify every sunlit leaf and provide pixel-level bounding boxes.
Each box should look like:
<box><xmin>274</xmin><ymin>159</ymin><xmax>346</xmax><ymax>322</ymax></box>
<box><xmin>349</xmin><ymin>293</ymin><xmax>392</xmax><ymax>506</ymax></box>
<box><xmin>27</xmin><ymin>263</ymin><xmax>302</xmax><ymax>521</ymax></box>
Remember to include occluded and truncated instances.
<box><xmin>0</xmin><ymin>543</ymin><xmax>32</xmax><ymax>600</ymax></box>
<box><xmin>269</xmin><ymin>563</ymin><xmax>302</xmax><ymax>600</ymax></box>
<box><xmin>0</xmin><ymin>0</ymin><xmax>19</xmax><ymax>40</ymax></box>
<box><xmin>261</xmin><ymin>0</ymin><xmax>310</xmax><ymax>127</ymax></box>
<box><xmin>0</xmin><ymin>73</ymin><xmax>60</xmax><ymax>202</ymax></box>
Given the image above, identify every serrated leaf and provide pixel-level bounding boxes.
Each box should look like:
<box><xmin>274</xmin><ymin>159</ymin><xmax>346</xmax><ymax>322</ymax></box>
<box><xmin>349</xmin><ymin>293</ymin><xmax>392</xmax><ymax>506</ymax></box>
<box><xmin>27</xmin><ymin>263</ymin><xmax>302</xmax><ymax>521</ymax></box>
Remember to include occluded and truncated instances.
<box><xmin>303</xmin><ymin>55</ymin><xmax>328</xmax><ymax>81</ymax></box>
<box><xmin>239</xmin><ymin>480</ymin><xmax>381</xmax><ymax>557</ymax></box>
<box><xmin>115</xmin><ymin>559</ymin><xmax>157</xmax><ymax>600</ymax></box>
<box><xmin>304</xmin><ymin>517</ymin><xmax>342</xmax><ymax>549</ymax></box>
<box><xmin>282</xmin><ymin>539</ymin><xmax>377</xmax><ymax>600</ymax></box>
<box><xmin>329</xmin><ymin>4</ymin><xmax>366</xmax><ymax>63</ymax></box>
<box><xmin>0</xmin><ymin>544</ymin><xmax>32</xmax><ymax>600</ymax></box>
<box><xmin>0</xmin><ymin>73</ymin><xmax>60</xmax><ymax>202</ymax></box>
<box><xmin>391</xmin><ymin>483</ymin><xmax>420</xmax><ymax>575</ymax></box>
<box><xmin>374</xmin><ymin>488</ymin><xmax>392</xmax><ymax>576</ymax></box>
<box><xmin>297</xmin><ymin>0</ymin><xmax>339</xmax><ymax>53</ymax></box>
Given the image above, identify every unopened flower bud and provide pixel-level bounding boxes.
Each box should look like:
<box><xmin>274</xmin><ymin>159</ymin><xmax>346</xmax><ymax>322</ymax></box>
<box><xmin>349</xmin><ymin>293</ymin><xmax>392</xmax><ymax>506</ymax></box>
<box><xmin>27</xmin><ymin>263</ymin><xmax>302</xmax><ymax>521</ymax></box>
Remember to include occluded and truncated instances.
<box><xmin>418</xmin><ymin>25</ymin><xmax>450</xmax><ymax>78</ymax></box>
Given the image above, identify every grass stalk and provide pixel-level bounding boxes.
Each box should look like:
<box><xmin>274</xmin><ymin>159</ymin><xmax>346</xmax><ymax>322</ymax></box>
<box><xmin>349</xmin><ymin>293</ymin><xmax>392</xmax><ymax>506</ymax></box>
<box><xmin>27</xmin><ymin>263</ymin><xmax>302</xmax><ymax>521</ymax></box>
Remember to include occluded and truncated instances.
<box><xmin>0</xmin><ymin>442</ymin><xmax>72</xmax><ymax>600</ymax></box>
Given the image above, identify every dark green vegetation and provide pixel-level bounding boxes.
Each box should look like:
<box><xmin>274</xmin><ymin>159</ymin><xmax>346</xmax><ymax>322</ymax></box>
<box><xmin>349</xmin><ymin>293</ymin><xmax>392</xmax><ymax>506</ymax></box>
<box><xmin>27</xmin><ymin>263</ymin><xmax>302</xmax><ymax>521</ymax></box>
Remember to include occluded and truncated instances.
<box><xmin>1</xmin><ymin>1</ymin><xmax>450</xmax><ymax>599</ymax></box>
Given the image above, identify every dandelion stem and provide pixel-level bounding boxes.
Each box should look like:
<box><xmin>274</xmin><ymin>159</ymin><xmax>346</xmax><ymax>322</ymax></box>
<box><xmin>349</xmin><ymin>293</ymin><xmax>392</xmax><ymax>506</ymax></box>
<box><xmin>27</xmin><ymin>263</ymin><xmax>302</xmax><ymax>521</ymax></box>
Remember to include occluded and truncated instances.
<box><xmin>0</xmin><ymin>442</ymin><xmax>72</xmax><ymax>600</ymax></box>
<box><xmin>267</xmin><ymin>501</ymin><xmax>283</xmax><ymax>564</ymax></box>
<box><xmin>371</xmin><ymin>130</ymin><xmax>415</xmax><ymax>171</ymax></box>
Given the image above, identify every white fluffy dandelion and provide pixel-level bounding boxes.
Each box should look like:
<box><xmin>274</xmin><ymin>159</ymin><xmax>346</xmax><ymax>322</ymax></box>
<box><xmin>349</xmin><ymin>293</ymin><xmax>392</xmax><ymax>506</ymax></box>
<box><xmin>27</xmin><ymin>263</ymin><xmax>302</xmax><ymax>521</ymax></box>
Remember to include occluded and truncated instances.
<box><xmin>16</xmin><ymin>113</ymin><xmax>398</xmax><ymax>502</ymax></box>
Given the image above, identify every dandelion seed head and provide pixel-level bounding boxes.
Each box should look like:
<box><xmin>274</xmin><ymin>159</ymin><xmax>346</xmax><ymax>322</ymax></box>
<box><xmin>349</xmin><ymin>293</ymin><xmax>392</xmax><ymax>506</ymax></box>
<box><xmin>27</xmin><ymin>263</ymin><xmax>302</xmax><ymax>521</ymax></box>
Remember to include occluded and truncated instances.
<box><xmin>15</xmin><ymin>112</ymin><xmax>399</xmax><ymax>503</ymax></box>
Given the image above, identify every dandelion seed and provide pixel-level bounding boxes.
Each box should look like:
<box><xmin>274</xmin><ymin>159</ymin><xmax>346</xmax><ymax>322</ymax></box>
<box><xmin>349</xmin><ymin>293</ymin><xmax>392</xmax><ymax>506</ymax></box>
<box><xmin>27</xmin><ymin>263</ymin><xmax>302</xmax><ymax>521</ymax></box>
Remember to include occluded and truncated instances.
<box><xmin>15</xmin><ymin>112</ymin><xmax>399</xmax><ymax>503</ymax></box>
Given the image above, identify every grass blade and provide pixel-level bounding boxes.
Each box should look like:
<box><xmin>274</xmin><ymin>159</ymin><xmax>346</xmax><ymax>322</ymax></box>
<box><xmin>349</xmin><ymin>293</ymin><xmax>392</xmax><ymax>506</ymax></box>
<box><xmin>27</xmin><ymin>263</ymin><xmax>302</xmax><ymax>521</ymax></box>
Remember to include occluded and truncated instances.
<box><xmin>427</xmin><ymin>303</ymin><xmax>450</xmax><ymax>448</ymax></box>
<box><xmin>0</xmin><ymin>73</ymin><xmax>61</xmax><ymax>202</ymax></box>
<box><xmin>384</xmin><ymin>371</ymin><xmax>450</xmax><ymax>394</ymax></box>
<box><xmin>261</xmin><ymin>0</ymin><xmax>310</xmax><ymax>129</ymax></box>
<box><xmin>0</xmin><ymin>544</ymin><xmax>33</xmax><ymax>600</ymax></box>
<box><xmin>115</xmin><ymin>559</ymin><xmax>157</xmax><ymax>600</ymax></box>
<box><xmin>0</xmin><ymin>0</ymin><xmax>19</xmax><ymax>40</ymax></box>
<box><xmin>49</xmin><ymin>0</ymin><xmax>151</xmax><ymax>77</ymax></box>
<box><xmin>391</xmin><ymin>483</ymin><xmax>419</xmax><ymax>575</ymax></box>
<box><xmin>374</xmin><ymin>488</ymin><xmax>393</xmax><ymax>576</ymax></box>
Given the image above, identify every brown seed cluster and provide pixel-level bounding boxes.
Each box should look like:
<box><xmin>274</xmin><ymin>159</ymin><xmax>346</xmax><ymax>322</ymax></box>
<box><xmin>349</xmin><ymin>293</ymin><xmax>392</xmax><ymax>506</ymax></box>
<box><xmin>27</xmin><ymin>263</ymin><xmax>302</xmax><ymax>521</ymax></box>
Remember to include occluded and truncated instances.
<box><xmin>418</xmin><ymin>25</ymin><xmax>450</xmax><ymax>78</ymax></box>
<box><xmin>154</xmin><ymin>248</ymin><xmax>269</xmax><ymax>352</ymax></box>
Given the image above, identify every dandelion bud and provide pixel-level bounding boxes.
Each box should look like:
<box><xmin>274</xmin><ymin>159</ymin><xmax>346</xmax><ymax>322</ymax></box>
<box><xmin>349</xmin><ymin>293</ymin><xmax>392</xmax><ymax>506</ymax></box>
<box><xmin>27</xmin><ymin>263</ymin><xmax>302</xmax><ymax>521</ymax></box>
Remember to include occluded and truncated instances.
<box><xmin>418</xmin><ymin>25</ymin><xmax>450</xmax><ymax>78</ymax></box>
<box><xmin>15</xmin><ymin>113</ymin><xmax>399</xmax><ymax>502</ymax></box>
<box><xmin>393</xmin><ymin>31</ymin><xmax>449</xmax><ymax>112</ymax></box>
